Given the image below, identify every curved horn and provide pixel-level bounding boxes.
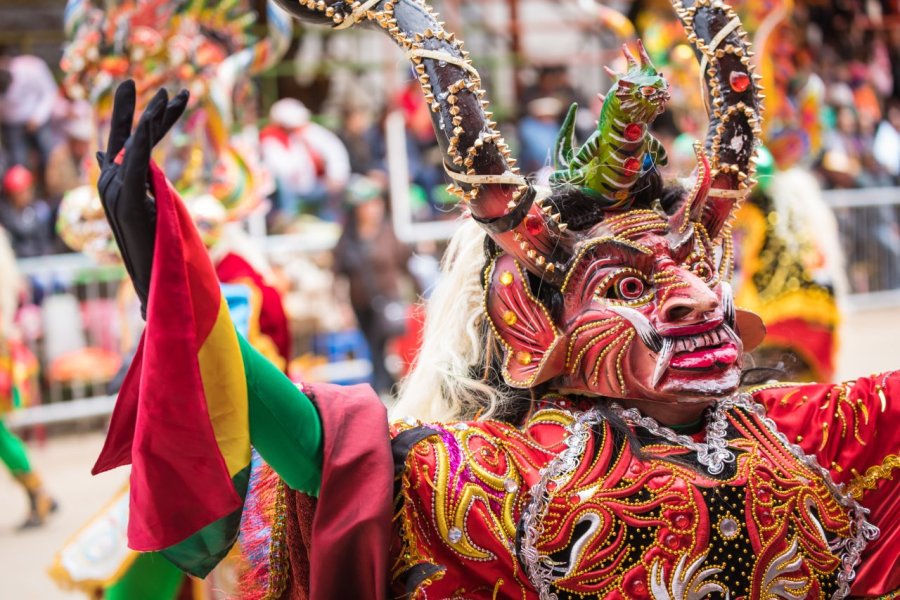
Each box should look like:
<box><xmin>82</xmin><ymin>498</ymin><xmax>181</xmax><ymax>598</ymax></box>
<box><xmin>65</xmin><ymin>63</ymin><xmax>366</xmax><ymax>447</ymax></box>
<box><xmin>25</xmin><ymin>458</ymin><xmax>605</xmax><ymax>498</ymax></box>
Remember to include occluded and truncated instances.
<box><xmin>271</xmin><ymin>0</ymin><xmax>571</xmax><ymax>282</ymax></box>
<box><xmin>670</xmin><ymin>0</ymin><xmax>763</xmax><ymax>242</ymax></box>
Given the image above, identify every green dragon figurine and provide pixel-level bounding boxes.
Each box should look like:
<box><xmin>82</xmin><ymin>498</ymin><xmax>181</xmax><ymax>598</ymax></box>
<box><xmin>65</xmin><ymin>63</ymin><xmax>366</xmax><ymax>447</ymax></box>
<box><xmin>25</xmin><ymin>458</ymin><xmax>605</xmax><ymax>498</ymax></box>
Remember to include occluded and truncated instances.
<box><xmin>550</xmin><ymin>41</ymin><xmax>670</xmax><ymax>208</ymax></box>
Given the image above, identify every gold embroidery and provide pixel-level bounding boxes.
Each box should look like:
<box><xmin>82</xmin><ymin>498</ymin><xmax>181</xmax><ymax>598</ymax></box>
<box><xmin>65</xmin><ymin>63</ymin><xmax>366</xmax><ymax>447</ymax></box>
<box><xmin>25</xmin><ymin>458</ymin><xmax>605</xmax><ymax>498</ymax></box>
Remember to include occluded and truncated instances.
<box><xmin>846</xmin><ymin>454</ymin><xmax>900</xmax><ymax>499</ymax></box>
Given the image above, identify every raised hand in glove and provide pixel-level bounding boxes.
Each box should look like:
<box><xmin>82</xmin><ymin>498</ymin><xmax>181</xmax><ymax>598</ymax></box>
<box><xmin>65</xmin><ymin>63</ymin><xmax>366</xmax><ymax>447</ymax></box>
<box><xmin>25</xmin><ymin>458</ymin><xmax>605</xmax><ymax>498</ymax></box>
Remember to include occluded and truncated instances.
<box><xmin>96</xmin><ymin>80</ymin><xmax>189</xmax><ymax>317</ymax></box>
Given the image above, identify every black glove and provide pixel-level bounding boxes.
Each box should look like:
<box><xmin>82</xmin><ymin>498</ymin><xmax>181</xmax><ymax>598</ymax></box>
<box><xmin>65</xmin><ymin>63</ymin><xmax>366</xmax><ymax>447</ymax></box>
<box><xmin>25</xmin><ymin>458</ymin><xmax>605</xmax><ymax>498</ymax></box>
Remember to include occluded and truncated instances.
<box><xmin>96</xmin><ymin>81</ymin><xmax>189</xmax><ymax>317</ymax></box>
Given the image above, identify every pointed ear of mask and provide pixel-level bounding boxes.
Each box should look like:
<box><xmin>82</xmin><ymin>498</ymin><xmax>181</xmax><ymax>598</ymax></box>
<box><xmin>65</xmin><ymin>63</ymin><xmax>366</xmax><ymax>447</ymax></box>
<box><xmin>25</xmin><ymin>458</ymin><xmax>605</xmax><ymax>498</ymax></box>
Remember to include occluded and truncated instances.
<box><xmin>735</xmin><ymin>308</ymin><xmax>766</xmax><ymax>352</ymax></box>
<box><xmin>484</xmin><ymin>254</ymin><xmax>566</xmax><ymax>388</ymax></box>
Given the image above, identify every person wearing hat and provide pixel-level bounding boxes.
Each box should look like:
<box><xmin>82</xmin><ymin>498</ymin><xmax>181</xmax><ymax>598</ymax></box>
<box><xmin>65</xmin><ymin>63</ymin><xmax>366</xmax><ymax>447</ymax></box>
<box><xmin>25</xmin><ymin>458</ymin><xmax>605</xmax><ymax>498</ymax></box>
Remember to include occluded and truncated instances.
<box><xmin>0</xmin><ymin>165</ymin><xmax>54</xmax><ymax>258</ymax></box>
<box><xmin>45</xmin><ymin>117</ymin><xmax>93</xmax><ymax>201</ymax></box>
<box><xmin>333</xmin><ymin>175</ymin><xmax>416</xmax><ymax>395</ymax></box>
<box><xmin>260</xmin><ymin>97</ymin><xmax>350</xmax><ymax>224</ymax></box>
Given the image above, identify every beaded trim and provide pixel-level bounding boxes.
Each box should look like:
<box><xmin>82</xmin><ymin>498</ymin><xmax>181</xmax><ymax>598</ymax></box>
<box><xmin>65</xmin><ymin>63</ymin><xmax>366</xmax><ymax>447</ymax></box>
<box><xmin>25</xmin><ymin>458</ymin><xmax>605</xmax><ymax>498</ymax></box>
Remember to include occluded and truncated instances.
<box><xmin>609</xmin><ymin>397</ymin><xmax>736</xmax><ymax>475</ymax></box>
<box><xmin>519</xmin><ymin>409</ymin><xmax>602</xmax><ymax>600</ymax></box>
<box><xmin>263</xmin><ymin>478</ymin><xmax>289</xmax><ymax>600</ymax></box>
<box><xmin>734</xmin><ymin>394</ymin><xmax>879</xmax><ymax>600</ymax></box>
<box><xmin>519</xmin><ymin>394</ymin><xmax>879</xmax><ymax>600</ymax></box>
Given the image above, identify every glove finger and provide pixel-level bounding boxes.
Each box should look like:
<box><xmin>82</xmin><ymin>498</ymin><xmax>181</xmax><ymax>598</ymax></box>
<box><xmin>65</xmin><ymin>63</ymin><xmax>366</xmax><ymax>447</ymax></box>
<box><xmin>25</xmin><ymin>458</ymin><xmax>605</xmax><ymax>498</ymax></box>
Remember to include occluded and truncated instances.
<box><xmin>120</xmin><ymin>92</ymin><xmax>166</xmax><ymax>201</ymax></box>
<box><xmin>154</xmin><ymin>89</ymin><xmax>190</xmax><ymax>146</ymax></box>
<box><xmin>106</xmin><ymin>81</ymin><xmax>136</xmax><ymax>160</ymax></box>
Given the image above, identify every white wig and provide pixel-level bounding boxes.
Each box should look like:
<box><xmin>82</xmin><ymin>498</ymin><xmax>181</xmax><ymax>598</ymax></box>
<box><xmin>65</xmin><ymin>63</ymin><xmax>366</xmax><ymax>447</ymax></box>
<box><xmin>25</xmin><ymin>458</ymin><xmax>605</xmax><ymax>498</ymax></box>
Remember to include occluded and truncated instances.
<box><xmin>391</xmin><ymin>219</ymin><xmax>518</xmax><ymax>422</ymax></box>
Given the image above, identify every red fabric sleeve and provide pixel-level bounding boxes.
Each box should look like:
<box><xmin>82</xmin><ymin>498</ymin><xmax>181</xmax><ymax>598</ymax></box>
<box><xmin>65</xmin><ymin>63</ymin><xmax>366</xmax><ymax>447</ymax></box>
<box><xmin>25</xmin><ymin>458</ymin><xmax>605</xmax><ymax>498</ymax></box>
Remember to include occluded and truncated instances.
<box><xmin>300</xmin><ymin>382</ymin><xmax>393</xmax><ymax>600</ymax></box>
<box><xmin>752</xmin><ymin>371</ymin><xmax>900</xmax><ymax>597</ymax></box>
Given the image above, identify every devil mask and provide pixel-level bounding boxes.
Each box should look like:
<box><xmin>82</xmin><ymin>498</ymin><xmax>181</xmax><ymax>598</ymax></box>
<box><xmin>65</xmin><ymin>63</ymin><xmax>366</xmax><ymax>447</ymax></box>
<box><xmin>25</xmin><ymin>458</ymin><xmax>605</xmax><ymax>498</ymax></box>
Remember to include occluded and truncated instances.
<box><xmin>275</xmin><ymin>0</ymin><xmax>764</xmax><ymax>403</ymax></box>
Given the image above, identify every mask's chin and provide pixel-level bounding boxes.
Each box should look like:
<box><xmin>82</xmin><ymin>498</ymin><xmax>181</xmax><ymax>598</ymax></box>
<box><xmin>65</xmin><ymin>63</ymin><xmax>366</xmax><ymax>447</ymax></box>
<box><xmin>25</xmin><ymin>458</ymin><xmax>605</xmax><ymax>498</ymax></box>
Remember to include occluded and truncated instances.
<box><xmin>642</xmin><ymin>365</ymin><xmax>742</xmax><ymax>402</ymax></box>
<box><xmin>589</xmin><ymin>344</ymin><xmax>744</xmax><ymax>405</ymax></box>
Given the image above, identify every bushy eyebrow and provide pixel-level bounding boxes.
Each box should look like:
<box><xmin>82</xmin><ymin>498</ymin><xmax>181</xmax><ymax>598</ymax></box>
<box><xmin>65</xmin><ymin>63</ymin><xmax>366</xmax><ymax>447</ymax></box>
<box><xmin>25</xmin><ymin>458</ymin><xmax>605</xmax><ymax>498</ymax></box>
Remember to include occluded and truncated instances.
<box><xmin>561</xmin><ymin>237</ymin><xmax>655</xmax><ymax>292</ymax></box>
<box><xmin>602</xmin><ymin>242</ymin><xmax>656</xmax><ymax>271</ymax></box>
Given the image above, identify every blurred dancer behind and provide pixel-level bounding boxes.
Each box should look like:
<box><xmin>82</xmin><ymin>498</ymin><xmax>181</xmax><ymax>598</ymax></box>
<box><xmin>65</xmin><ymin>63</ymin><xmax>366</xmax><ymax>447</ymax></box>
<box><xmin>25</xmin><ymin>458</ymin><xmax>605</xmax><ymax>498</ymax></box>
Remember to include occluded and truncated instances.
<box><xmin>0</xmin><ymin>48</ymin><xmax>59</xmax><ymax>171</ymax></box>
<box><xmin>45</xmin><ymin>117</ymin><xmax>93</xmax><ymax>201</ymax></box>
<box><xmin>0</xmin><ymin>165</ymin><xmax>55</xmax><ymax>258</ymax></box>
<box><xmin>0</xmin><ymin>225</ymin><xmax>57</xmax><ymax>528</ymax></box>
<box><xmin>260</xmin><ymin>98</ymin><xmax>350</xmax><ymax>223</ymax></box>
<box><xmin>333</xmin><ymin>176</ymin><xmax>415</xmax><ymax>395</ymax></box>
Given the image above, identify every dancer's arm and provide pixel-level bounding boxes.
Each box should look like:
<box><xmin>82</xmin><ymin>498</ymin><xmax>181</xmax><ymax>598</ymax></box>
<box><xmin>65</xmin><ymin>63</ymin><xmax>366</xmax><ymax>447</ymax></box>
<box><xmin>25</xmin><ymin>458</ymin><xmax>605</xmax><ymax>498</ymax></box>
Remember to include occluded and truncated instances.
<box><xmin>97</xmin><ymin>81</ymin><xmax>324</xmax><ymax>493</ymax></box>
<box><xmin>752</xmin><ymin>371</ymin><xmax>900</xmax><ymax>491</ymax></box>
<box><xmin>238</xmin><ymin>332</ymin><xmax>323</xmax><ymax>495</ymax></box>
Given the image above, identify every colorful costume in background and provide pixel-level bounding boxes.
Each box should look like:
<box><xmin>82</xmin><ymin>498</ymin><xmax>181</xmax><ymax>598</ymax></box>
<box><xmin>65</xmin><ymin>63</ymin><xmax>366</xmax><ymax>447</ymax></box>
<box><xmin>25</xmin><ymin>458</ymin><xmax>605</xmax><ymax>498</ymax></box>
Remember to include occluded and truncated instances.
<box><xmin>0</xmin><ymin>226</ymin><xmax>56</xmax><ymax>528</ymax></box>
<box><xmin>50</xmin><ymin>1</ymin><xmax>291</xmax><ymax>597</ymax></box>
<box><xmin>56</xmin><ymin>0</ymin><xmax>291</xmax><ymax>263</ymax></box>
<box><xmin>729</xmin><ymin>0</ymin><xmax>842</xmax><ymax>382</ymax></box>
<box><xmin>89</xmin><ymin>0</ymin><xmax>897</xmax><ymax>599</ymax></box>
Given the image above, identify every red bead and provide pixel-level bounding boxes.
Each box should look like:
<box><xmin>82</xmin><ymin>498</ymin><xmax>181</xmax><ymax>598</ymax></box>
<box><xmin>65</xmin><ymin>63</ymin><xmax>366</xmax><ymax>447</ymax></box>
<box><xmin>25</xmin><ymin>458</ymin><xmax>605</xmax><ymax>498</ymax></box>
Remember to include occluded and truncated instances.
<box><xmin>623</xmin><ymin>157</ymin><xmax>641</xmax><ymax>175</ymax></box>
<box><xmin>664</xmin><ymin>533</ymin><xmax>681</xmax><ymax>549</ymax></box>
<box><xmin>546</xmin><ymin>480</ymin><xmax>557</xmax><ymax>492</ymax></box>
<box><xmin>569</xmin><ymin>493</ymin><xmax>582</xmax><ymax>505</ymax></box>
<box><xmin>524</xmin><ymin>214</ymin><xmax>544</xmax><ymax>235</ymax></box>
<box><xmin>730</xmin><ymin>71</ymin><xmax>750</xmax><ymax>92</ymax></box>
<box><xmin>674</xmin><ymin>514</ymin><xmax>691</xmax><ymax>528</ymax></box>
<box><xmin>624</xmin><ymin>122</ymin><xmax>644</xmax><ymax>141</ymax></box>
<box><xmin>630</xmin><ymin>578</ymin><xmax>647</xmax><ymax>594</ymax></box>
<box><xmin>758</xmin><ymin>487</ymin><xmax>771</xmax><ymax>503</ymax></box>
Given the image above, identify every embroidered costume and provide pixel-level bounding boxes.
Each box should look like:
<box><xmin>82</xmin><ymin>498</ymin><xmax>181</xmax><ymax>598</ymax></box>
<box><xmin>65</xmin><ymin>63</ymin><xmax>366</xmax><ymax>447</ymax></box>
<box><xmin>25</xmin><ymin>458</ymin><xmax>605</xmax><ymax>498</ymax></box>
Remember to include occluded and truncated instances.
<box><xmin>87</xmin><ymin>0</ymin><xmax>898</xmax><ymax>598</ymax></box>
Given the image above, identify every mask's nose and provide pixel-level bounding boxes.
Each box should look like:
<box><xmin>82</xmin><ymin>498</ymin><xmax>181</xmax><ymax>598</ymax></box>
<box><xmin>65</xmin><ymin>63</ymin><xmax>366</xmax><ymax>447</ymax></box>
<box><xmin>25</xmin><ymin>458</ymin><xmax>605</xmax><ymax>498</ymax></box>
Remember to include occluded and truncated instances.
<box><xmin>658</xmin><ymin>270</ymin><xmax>719</xmax><ymax>326</ymax></box>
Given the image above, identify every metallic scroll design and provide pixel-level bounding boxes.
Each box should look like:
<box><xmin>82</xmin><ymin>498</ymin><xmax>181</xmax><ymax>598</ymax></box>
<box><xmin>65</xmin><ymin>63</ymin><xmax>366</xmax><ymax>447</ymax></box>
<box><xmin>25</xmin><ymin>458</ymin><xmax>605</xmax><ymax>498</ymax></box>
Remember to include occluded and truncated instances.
<box><xmin>519</xmin><ymin>409</ymin><xmax>602</xmax><ymax>600</ymax></box>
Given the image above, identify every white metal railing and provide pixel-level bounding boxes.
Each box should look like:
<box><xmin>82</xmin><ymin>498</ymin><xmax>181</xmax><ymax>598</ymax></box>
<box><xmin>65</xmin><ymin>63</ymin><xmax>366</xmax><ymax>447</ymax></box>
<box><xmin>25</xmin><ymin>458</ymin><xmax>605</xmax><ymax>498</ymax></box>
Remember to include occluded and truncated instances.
<box><xmin>823</xmin><ymin>187</ymin><xmax>900</xmax><ymax>306</ymax></box>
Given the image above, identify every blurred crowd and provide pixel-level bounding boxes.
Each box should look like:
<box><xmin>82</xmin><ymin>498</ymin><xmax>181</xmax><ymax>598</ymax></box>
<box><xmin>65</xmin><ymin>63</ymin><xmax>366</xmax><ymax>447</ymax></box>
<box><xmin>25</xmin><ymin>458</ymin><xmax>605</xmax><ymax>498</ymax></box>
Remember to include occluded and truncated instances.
<box><xmin>1</xmin><ymin>5</ymin><xmax>899</xmax><ymax>260</ymax></box>
<box><xmin>803</xmin><ymin>4</ymin><xmax>900</xmax><ymax>188</ymax></box>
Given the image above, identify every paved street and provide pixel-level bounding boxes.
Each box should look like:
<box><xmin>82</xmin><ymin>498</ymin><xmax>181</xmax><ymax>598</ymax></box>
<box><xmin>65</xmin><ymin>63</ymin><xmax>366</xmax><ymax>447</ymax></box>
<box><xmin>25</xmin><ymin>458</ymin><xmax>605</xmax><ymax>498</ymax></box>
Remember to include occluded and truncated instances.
<box><xmin>1</xmin><ymin>307</ymin><xmax>898</xmax><ymax>599</ymax></box>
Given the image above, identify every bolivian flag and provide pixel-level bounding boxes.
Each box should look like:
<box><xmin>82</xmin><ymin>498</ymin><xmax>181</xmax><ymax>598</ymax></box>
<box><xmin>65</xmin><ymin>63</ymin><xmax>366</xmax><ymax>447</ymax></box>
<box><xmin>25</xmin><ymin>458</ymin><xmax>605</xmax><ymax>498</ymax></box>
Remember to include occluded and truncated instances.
<box><xmin>93</xmin><ymin>161</ymin><xmax>250</xmax><ymax>577</ymax></box>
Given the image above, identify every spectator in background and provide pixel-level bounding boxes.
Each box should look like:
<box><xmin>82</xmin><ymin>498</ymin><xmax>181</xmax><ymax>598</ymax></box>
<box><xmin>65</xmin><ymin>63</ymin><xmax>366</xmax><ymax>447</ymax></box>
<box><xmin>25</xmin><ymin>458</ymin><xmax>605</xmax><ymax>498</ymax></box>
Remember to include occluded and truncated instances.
<box><xmin>520</xmin><ymin>65</ymin><xmax>582</xmax><ymax>116</ymax></box>
<box><xmin>333</xmin><ymin>175</ymin><xmax>416</xmax><ymax>395</ymax></box>
<box><xmin>394</xmin><ymin>78</ymin><xmax>444</xmax><ymax>214</ymax></box>
<box><xmin>821</xmin><ymin>105</ymin><xmax>882</xmax><ymax>188</ymax></box>
<box><xmin>260</xmin><ymin>98</ymin><xmax>350</xmax><ymax>225</ymax></box>
<box><xmin>339</xmin><ymin>105</ymin><xmax>386</xmax><ymax>179</ymax></box>
<box><xmin>518</xmin><ymin>96</ymin><xmax>563</xmax><ymax>178</ymax></box>
<box><xmin>45</xmin><ymin>117</ymin><xmax>93</xmax><ymax>201</ymax></box>
<box><xmin>0</xmin><ymin>165</ymin><xmax>54</xmax><ymax>258</ymax></box>
<box><xmin>519</xmin><ymin>65</ymin><xmax>593</xmax><ymax>148</ymax></box>
<box><xmin>0</xmin><ymin>48</ymin><xmax>59</xmax><ymax>174</ymax></box>
<box><xmin>874</xmin><ymin>100</ymin><xmax>900</xmax><ymax>181</ymax></box>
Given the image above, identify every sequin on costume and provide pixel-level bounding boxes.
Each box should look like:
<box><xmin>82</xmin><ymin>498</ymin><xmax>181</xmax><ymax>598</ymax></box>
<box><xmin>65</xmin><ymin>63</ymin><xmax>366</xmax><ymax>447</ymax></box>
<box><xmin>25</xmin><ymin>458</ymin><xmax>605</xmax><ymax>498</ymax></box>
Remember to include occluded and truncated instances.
<box><xmin>391</xmin><ymin>394</ymin><xmax>877</xmax><ymax>599</ymax></box>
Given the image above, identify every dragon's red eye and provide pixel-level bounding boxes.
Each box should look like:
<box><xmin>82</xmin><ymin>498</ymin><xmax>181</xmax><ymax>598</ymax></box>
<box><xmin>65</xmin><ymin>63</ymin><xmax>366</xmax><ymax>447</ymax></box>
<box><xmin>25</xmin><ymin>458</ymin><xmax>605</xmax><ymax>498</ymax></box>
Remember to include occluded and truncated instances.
<box><xmin>640</xmin><ymin>86</ymin><xmax>657</xmax><ymax>97</ymax></box>
<box><xmin>617</xmin><ymin>276</ymin><xmax>646</xmax><ymax>300</ymax></box>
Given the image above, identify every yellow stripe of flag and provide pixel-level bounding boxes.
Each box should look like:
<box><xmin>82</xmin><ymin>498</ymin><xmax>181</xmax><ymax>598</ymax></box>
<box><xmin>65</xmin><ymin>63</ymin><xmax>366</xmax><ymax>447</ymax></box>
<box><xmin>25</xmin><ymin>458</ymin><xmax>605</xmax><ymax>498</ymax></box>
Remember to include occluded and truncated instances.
<box><xmin>197</xmin><ymin>298</ymin><xmax>251</xmax><ymax>477</ymax></box>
